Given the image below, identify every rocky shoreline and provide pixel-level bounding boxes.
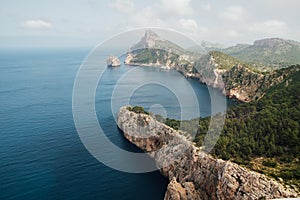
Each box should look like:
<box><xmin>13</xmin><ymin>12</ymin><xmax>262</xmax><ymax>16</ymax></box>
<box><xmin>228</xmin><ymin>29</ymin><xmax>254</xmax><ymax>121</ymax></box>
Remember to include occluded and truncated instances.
<box><xmin>117</xmin><ymin>106</ymin><xmax>299</xmax><ymax>200</ymax></box>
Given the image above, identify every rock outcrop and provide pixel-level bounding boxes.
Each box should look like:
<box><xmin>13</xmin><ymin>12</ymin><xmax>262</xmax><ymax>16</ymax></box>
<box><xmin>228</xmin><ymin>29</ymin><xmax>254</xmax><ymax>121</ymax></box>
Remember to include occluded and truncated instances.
<box><xmin>124</xmin><ymin>53</ymin><xmax>134</xmax><ymax>65</ymax></box>
<box><xmin>130</xmin><ymin>30</ymin><xmax>161</xmax><ymax>50</ymax></box>
<box><xmin>107</xmin><ymin>55</ymin><xmax>121</xmax><ymax>67</ymax></box>
<box><xmin>117</xmin><ymin>106</ymin><xmax>299</xmax><ymax>200</ymax></box>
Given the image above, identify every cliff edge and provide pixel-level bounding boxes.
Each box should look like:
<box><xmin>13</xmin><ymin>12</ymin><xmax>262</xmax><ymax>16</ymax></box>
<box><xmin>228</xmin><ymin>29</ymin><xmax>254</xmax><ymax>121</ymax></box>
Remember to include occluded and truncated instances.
<box><xmin>117</xmin><ymin>106</ymin><xmax>299</xmax><ymax>200</ymax></box>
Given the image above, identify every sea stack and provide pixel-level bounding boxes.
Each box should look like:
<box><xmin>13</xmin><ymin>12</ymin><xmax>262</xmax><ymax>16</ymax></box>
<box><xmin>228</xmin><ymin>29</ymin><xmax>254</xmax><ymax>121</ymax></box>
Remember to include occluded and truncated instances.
<box><xmin>107</xmin><ymin>55</ymin><xmax>121</xmax><ymax>67</ymax></box>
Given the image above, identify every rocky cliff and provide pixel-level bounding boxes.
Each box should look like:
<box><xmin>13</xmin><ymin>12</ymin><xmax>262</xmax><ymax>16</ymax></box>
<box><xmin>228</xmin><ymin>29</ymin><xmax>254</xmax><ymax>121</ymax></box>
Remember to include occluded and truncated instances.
<box><xmin>117</xmin><ymin>106</ymin><xmax>299</xmax><ymax>200</ymax></box>
<box><xmin>183</xmin><ymin>52</ymin><xmax>296</xmax><ymax>102</ymax></box>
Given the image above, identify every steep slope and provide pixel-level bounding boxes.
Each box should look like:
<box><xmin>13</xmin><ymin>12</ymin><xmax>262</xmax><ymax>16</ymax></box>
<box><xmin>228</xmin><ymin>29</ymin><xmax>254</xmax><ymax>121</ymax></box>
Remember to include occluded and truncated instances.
<box><xmin>130</xmin><ymin>30</ymin><xmax>185</xmax><ymax>54</ymax></box>
<box><xmin>177</xmin><ymin>65</ymin><xmax>300</xmax><ymax>190</ymax></box>
<box><xmin>192</xmin><ymin>52</ymin><xmax>296</xmax><ymax>102</ymax></box>
<box><xmin>222</xmin><ymin>38</ymin><xmax>300</xmax><ymax>70</ymax></box>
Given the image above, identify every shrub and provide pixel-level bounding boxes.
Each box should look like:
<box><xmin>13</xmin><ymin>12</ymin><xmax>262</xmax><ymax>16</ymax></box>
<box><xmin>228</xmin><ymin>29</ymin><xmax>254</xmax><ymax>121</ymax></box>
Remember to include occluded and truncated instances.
<box><xmin>128</xmin><ymin>106</ymin><xmax>149</xmax><ymax>115</ymax></box>
<box><xmin>262</xmin><ymin>159</ymin><xmax>278</xmax><ymax>168</ymax></box>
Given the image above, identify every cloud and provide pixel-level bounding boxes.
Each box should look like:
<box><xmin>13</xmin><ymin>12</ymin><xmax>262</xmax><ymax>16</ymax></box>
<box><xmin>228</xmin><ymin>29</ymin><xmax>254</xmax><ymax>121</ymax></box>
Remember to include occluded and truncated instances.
<box><xmin>120</xmin><ymin>0</ymin><xmax>195</xmax><ymax>30</ymax></box>
<box><xmin>161</xmin><ymin>0</ymin><xmax>194</xmax><ymax>16</ymax></box>
<box><xmin>250</xmin><ymin>20</ymin><xmax>287</xmax><ymax>36</ymax></box>
<box><xmin>220</xmin><ymin>6</ymin><xmax>246</xmax><ymax>21</ymax></box>
<box><xmin>126</xmin><ymin>6</ymin><xmax>165</xmax><ymax>28</ymax></box>
<box><xmin>203</xmin><ymin>3</ymin><xmax>212</xmax><ymax>12</ymax></box>
<box><xmin>227</xmin><ymin>29</ymin><xmax>240</xmax><ymax>37</ymax></box>
<box><xmin>109</xmin><ymin>0</ymin><xmax>134</xmax><ymax>14</ymax></box>
<box><xmin>179</xmin><ymin>19</ymin><xmax>198</xmax><ymax>30</ymax></box>
<box><xmin>21</xmin><ymin>19</ymin><xmax>53</xmax><ymax>29</ymax></box>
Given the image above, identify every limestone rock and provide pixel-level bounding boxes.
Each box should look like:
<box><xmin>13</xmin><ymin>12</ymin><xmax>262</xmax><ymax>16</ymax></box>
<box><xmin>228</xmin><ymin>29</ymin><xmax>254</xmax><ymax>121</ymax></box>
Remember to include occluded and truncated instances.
<box><xmin>124</xmin><ymin>53</ymin><xmax>133</xmax><ymax>65</ymax></box>
<box><xmin>164</xmin><ymin>178</ymin><xmax>200</xmax><ymax>200</ymax></box>
<box><xmin>164</xmin><ymin>177</ymin><xmax>187</xmax><ymax>200</ymax></box>
<box><xmin>130</xmin><ymin>30</ymin><xmax>161</xmax><ymax>51</ymax></box>
<box><xmin>107</xmin><ymin>55</ymin><xmax>121</xmax><ymax>67</ymax></box>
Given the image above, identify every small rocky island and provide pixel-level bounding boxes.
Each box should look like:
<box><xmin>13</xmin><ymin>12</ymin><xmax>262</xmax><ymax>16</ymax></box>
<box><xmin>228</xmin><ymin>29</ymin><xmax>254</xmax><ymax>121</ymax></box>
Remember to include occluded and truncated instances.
<box><xmin>107</xmin><ymin>55</ymin><xmax>121</xmax><ymax>67</ymax></box>
<box><xmin>117</xmin><ymin>106</ymin><xmax>299</xmax><ymax>200</ymax></box>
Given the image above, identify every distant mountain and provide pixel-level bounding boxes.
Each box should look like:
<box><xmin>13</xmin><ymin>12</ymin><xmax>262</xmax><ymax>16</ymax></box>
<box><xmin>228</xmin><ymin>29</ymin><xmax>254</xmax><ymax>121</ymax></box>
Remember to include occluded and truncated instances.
<box><xmin>222</xmin><ymin>38</ymin><xmax>300</xmax><ymax>70</ymax></box>
<box><xmin>175</xmin><ymin>41</ymin><xmax>225</xmax><ymax>54</ymax></box>
<box><xmin>185</xmin><ymin>45</ymin><xmax>206</xmax><ymax>54</ymax></box>
<box><xmin>130</xmin><ymin>30</ymin><xmax>184</xmax><ymax>54</ymax></box>
<box><xmin>125</xmin><ymin>30</ymin><xmax>199</xmax><ymax>68</ymax></box>
<box><xmin>201</xmin><ymin>41</ymin><xmax>226</xmax><ymax>51</ymax></box>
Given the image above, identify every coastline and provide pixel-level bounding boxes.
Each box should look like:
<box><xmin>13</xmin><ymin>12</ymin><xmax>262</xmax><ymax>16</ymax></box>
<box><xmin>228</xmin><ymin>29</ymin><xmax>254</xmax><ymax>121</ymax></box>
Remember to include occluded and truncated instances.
<box><xmin>117</xmin><ymin>106</ymin><xmax>299</xmax><ymax>200</ymax></box>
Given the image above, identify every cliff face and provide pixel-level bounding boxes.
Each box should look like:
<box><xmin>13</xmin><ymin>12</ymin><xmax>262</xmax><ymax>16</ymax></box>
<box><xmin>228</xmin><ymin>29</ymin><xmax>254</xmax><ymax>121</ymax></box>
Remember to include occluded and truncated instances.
<box><xmin>117</xmin><ymin>106</ymin><xmax>299</xmax><ymax>200</ymax></box>
<box><xmin>188</xmin><ymin>52</ymin><xmax>294</xmax><ymax>102</ymax></box>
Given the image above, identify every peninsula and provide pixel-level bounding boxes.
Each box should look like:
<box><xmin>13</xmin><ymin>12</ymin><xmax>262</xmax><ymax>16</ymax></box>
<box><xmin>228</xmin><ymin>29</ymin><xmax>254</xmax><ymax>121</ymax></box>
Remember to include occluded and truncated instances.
<box><xmin>117</xmin><ymin>106</ymin><xmax>299</xmax><ymax>200</ymax></box>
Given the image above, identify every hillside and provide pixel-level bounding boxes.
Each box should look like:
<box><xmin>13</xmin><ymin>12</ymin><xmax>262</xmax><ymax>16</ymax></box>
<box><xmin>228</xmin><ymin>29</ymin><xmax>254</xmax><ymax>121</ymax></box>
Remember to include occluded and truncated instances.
<box><xmin>159</xmin><ymin>65</ymin><xmax>300</xmax><ymax>190</ymax></box>
<box><xmin>205</xmin><ymin>65</ymin><xmax>300</xmax><ymax>189</ymax></box>
<box><xmin>191</xmin><ymin>52</ymin><xmax>295</xmax><ymax>102</ymax></box>
<box><xmin>222</xmin><ymin>38</ymin><xmax>300</xmax><ymax>70</ymax></box>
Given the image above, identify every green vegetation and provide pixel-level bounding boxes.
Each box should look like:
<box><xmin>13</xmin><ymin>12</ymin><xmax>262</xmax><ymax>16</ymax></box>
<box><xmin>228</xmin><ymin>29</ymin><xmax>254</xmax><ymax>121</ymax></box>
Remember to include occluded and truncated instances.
<box><xmin>164</xmin><ymin>118</ymin><xmax>180</xmax><ymax>130</ymax></box>
<box><xmin>126</xmin><ymin>32</ymin><xmax>300</xmax><ymax>189</ymax></box>
<box><xmin>209</xmin><ymin>51</ymin><xmax>249</xmax><ymax>70</ymax></box>
<box><xmin>198</xmin><ymin>66</ymin><xmax>300</xmax><ymax>188</ymax></box>
<box><xmin>131</xmin><ymin>48</ymin><xmax>179</xmax><ymax>65</ymax></box>
<box><xmin>222</xmin><ymin>39</ymin><xmax>300</xmax><ymax>70</ymax></box>
<box><xmin>128</xmin><ymin>106</ymin><xmax>149</xmax><ymax>115</ymax></box>
<box><xmin>262</xmin><ymin>159</ymin><xmax>278</xmax><ymax>168</ymax></box>
<box><xmin>127</xmin><ymin>65</ymin><xmax>300</xmax><ymax>189</ymax></box>
<box><xmin>156</xmin><ymin>65</ymin><xmax>300</xmax><ymax>189</ymax></box>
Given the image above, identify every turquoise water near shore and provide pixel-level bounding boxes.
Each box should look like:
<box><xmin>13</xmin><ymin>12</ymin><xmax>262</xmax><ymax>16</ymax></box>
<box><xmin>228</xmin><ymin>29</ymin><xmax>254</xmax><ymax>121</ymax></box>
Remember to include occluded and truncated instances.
<box><xmin>0</xmin><ymin>49</ymin><xmax>232</xmax><ymax>200</ymax></box>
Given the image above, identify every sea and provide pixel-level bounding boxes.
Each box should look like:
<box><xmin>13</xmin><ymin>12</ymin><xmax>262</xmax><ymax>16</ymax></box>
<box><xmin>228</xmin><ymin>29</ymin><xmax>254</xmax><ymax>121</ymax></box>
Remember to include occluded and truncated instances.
<box><xmin>0</xmin><ymin>48</ymin><xmax>232</xmax><ymax>200</ymax></box>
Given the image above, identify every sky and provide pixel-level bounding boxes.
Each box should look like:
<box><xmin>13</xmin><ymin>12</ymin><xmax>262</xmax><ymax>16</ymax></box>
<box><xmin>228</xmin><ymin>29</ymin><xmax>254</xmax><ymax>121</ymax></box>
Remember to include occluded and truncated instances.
<box><xmin>0</xmin><ymin>0</ymin><xmax>299</xmax><ymax>48</ymax></box>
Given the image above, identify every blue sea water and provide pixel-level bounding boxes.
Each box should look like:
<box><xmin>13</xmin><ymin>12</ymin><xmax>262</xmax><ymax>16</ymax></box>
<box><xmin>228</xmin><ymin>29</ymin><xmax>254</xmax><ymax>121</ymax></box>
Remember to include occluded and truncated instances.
<box><xmin>0</xmin><ymin>48</ymin><xmax>232</xmax><ymax>200</ymax></box>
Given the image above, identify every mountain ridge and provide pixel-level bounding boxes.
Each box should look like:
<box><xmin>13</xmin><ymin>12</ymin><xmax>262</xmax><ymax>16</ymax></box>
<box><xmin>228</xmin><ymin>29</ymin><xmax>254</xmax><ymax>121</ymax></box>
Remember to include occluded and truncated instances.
<box><xmin>124</xmin><ymin>31</ymin><xmax>300</xmax><ymax>102</ymax></box>
<box><xmin>221</xmin><ymin>37</ymin><xmax>300</xmax><ymax>70</ymax></box>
